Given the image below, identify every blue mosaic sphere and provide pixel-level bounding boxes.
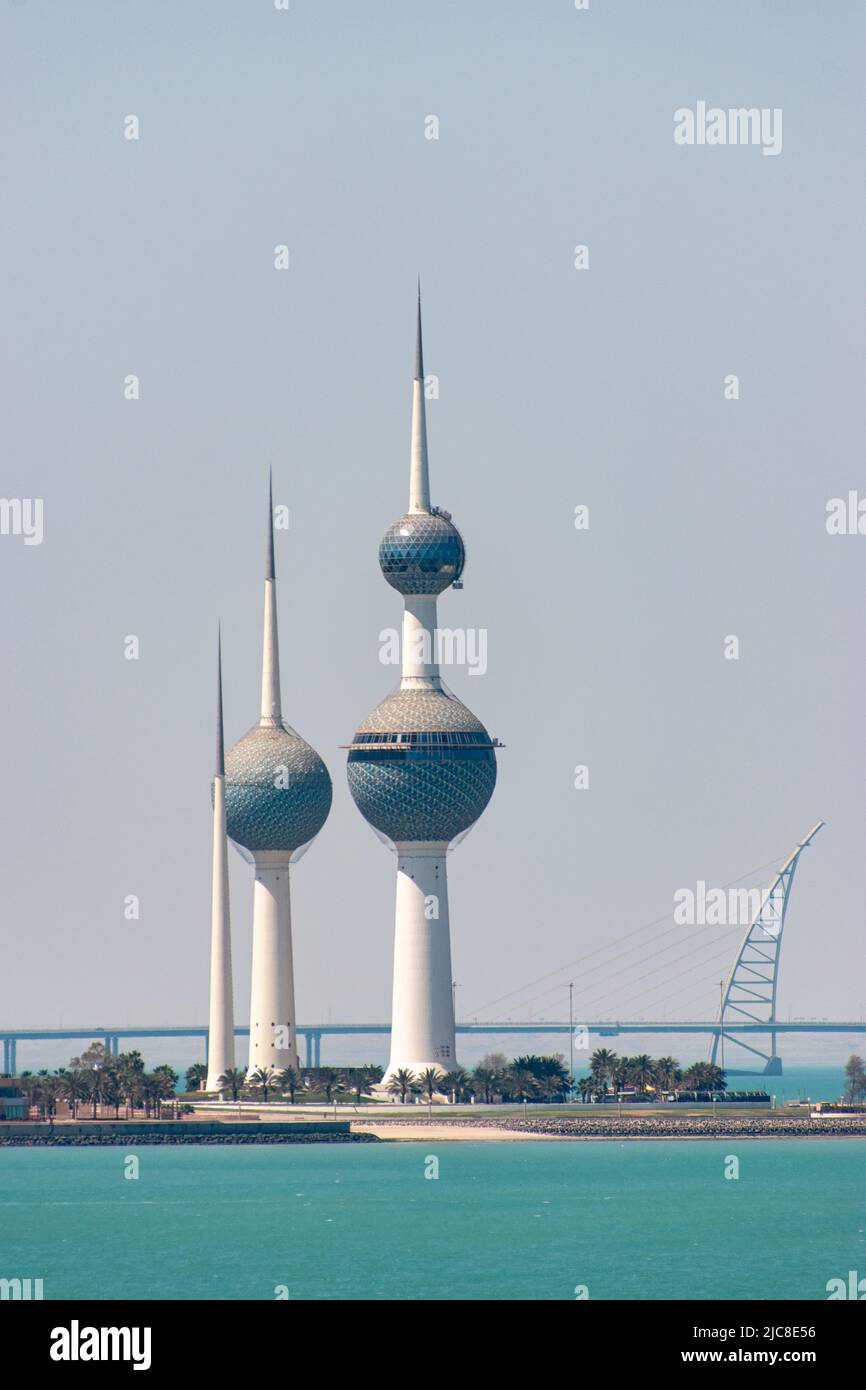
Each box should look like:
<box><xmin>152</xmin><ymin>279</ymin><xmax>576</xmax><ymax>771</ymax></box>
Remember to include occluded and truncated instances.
<box><xmin>379</xmin><ymin>512</ymin><xmax>465</xmax><ymax>596</ymax></box>
<box><xmin>225</xmin><ymin>722</ymin><xmax>332</xmax><ymax>853</ymax></box>
<box><xmin>346</xmin><ymin>688</ymin><xmax>496</xmax><ymax>844</ymax></box>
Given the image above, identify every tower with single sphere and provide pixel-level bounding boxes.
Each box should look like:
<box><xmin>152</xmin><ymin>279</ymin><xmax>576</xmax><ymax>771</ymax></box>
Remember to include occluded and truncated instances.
<box><xmin>225</xmin><ymin>478</ymin><xmax>332</xmax><ymax>1074</ymax></box>
<box><xmin>347</xmin><ymin>291</ymin><xmax>498</xmax><ymax>1080</ymax></box>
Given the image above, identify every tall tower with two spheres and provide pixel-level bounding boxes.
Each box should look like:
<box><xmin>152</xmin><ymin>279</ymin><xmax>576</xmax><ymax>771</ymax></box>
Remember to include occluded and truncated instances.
<box><xmin>346</xmin><ymin>292</ymin><xmax>499</xmax><ymax>1079</ymax></box>
<box><xmin>210</xmin><ymin>480</ymin><xmax>332</xmax><ymax>1077</ymax></box>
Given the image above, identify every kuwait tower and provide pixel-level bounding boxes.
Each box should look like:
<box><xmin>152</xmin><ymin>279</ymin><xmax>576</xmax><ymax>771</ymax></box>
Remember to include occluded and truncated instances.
<box><xmin>224</xmin><ymin>478</ymin><xmax>332</xmax><ymax>1074</ymax></box>
<box><xmin>346</xmin><ymin>291</ymin><xmax>498</xmax><ymax>1079</ymax></box>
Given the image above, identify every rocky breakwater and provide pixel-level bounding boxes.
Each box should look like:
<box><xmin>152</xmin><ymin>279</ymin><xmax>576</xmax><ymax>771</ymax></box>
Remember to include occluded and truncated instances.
<box><xmin>500</xmin><ymin>1114</ymin><xmax>866</xmax><ymax>1139</ymax></box>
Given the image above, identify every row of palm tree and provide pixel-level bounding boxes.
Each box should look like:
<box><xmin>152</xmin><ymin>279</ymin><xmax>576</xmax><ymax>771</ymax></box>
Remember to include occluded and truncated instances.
<box><xmin>205</xmin><ymin>1056</ymin><xmax>573</xmax><ymax>1106</ymax></box>
<box><xmin>19</xmin><ymin>1044</ymin><xmax>180</xmax><ymax>1120</ymax></box>
<box><xmin>208</xmin><ymin>1064</ymin><xmax>386</xmax><ymax>1104</ymax></box>
<box><xmin>577</xmin><ymin>1049</ymin><xmax>727</xmax><ymax>1100</ymax></box>
<box><xmin>384</xmin><ymin>1056</ymin><xmax>574</xmax><ymax>1104</ymax></box>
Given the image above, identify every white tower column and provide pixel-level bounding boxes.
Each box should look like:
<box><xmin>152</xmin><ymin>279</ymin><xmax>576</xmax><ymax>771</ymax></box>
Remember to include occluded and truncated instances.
<box><xmin>248</xmin><ymin>851</ymin><xmax>298</xmax><ymax>1073</ymax></box>
<box><xmin>386</xmin><ymin>842</ymin><xmax>455</xmax><ymax>1078</ymax></box>
<box><xmin>206</xmin><ymin>632</ymin><xmax>235</xmax><ymax>1092</ymax></box>
<box><xmin>401</xmin><ymin>595</ymin><xmax>441</xmax><ymax>690</ymax></box>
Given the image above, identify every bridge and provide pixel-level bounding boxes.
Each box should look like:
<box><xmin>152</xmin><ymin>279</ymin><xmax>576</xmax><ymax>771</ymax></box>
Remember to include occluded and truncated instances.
<box><xmin>2</xmin><ymin>821</ymin><xmax>853</xmax><ymax>1077</ymax></box>
<box><xmin>3</xmin><ymin>1018</ymin><xmax>864</xmax><ymax>1075</ymax></box>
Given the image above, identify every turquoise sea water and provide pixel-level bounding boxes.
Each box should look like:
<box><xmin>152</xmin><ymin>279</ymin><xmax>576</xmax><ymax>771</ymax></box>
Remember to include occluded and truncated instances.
<box><xmin>1</xmin><ymin>1139</ymin><xmax>864</xmax><ymax>1301</ymax></box>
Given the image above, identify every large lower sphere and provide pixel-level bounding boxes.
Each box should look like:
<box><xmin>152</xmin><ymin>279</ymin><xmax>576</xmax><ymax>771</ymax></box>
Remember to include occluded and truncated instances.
<box><xmin>346</xmin><ymin>688</ymin><xmax>496</xmax><ymax>843</ymax></box>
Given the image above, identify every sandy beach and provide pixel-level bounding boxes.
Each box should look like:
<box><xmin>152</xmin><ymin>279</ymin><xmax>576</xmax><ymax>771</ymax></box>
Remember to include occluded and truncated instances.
<box><xmin>351</xmin><ymin>1122</ymin><xmax>557</xmax><ymax>1142</ymax></box>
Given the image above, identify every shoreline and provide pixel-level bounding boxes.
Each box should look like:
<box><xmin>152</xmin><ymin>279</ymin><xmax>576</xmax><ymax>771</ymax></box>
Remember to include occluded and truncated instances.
<box><xmin>2</xmin><ymin>1115</ymin><xmax>864</xmax><ymax>1145</ymax></box>
<box><xmin>353</xmin><ymin>1117</ymin><xmax>866</xmax><ymax>1143</ymax></box>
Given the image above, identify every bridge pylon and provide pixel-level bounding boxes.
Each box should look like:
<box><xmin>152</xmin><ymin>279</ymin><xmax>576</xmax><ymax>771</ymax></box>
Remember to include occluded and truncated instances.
<box><xmin>710</xmin><ymin>821</ymin><xmax>825</xmax><ymax>1076</ymax></box>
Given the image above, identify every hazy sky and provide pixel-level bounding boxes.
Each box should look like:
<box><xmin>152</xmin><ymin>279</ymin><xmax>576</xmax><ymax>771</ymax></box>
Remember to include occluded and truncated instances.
<box><xmin>2</xmin><ymin>2</ymin><xmax>864</xmax><ymax>1069</ymax></box>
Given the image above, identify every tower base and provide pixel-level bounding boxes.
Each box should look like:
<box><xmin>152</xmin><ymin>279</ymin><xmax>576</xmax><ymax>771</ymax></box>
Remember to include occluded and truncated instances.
<box><xmin>385</xmin><ymin>841</ymin><xmax>456</xmax><ymax>1083</ymax></box>
<box><xmin>248</xmin><ymin>852</ymin><xmax>300</xmax><ymax>1076</ymax></box>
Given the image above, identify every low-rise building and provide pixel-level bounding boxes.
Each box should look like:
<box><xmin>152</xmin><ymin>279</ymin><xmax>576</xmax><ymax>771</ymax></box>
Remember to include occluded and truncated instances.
<box><xmin>0</xmin><ymin>1078</ymin><xmax>27</xmax><ymax>1120</ymax></box>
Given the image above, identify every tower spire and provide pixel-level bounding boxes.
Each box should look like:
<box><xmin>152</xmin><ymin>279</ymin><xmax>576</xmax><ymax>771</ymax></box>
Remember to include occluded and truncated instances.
<box><xmin>216</xmin><ymin>623</ymin><xmax>225</xmax><ymax>776</ymax></box>
<box><xmin>260</xmin><ymin>470</ymin><xmax>282</xmax><ymax>725</ymax></box>
<box><xmin>409</xmin><ymin>282</ymin><xmax>431</xmax><ymax>514</ymax></box>
<box><xmin>414</xmin><ymin>277</ymin><xmax>424</xmax><ymax>380</ymax></box>
<box><xmin>265</xmin><ymin>469</ymin><xmax>275</xmax><ymax>581</ymax></box>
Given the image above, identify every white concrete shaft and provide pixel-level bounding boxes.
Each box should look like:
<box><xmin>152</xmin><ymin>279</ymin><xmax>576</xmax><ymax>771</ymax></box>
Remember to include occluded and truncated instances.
<box><xmin>248</xmin><ymin>852</ymin><xmax>298</xmax><ymax>1074</ymax></box>
<box><xmin>408</xmin><ymin>376</ymin><xmax>430</xmax><ymax>514</ymax></box>
<box><xmin>401</xmin><ymin>594</ymin><xmax>441</xmax><ymax>690</ymax></box>
<box><xmin>386</xmin><ymin>842</ymin><xmax>455</xmax><ymax>1080</ymax></box>
<box><xmin>205</xmin><ymin>773</ymin><xmax>235</xmax><ymax>1090</ymax></box>
<box><xmin>260</xmin><ymin>576</ymin><xmax>282</xmax><ymax>725</ymax></box>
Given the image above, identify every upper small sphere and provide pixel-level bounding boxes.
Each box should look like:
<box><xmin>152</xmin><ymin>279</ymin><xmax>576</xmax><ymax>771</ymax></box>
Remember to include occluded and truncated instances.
<box><xmin>225</xmin><ymin>722</ymin><xmax>332</xmax><ymax>854</ymax></box>
<box><xmin>379</xmin><ymin>511</ymin><xmax>465</xmax><ymax>595</ymax></box>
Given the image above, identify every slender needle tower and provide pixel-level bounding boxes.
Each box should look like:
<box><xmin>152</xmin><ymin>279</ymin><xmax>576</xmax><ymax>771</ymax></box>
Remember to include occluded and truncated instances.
<box><xmin>347</xmin><ymin>290</ymin><xmax>498</xmax><ymax>1080</ymax></box>
<box><xmin>205</xmin><ymin>628</ymin><xmax>235</xmax><ymax>1091</ymax></box>
<box><xmin>225</xmin><ymin>477</ymin><xmax>332</xmax><ymax>1075</ymax></box>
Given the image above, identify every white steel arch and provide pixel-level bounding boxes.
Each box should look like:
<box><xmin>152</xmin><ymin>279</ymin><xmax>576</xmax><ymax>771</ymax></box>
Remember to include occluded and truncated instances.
<box><xmin>710</xmin><ymin>821</ymin><xmax>825</xmax><ymax>1076</ymax></box>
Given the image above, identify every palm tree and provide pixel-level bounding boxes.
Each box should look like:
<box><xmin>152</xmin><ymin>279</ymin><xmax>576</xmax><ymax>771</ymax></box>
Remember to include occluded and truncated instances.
<box><xmin>185</xmin><ymin>1064</ymin><xmax>208</xmax><ymax>1092</ymax></box>
<box><xmin>141</xmin><ymin>1074</ymin><xmax>163</xmax><ymax>1118</ymax></box>
<box><xmin>122</xmin><ymin>1070</ymin><xmax>145</xmax><ymax>1118</ymax></box>
<box><xmin>385</xmin><ymin>1068</ymin><xmax>417</xmax><ymax>1104</ymax></box>
<box><xmin>41</xmin><ymin>1075</ymin><xmax>61</xmax><ymax>1120</ymax></box>
<box><xmin>317</xmin><ymin>1067</ymin><xmax>344</xmax><ymax>1104</ymax></box>
<box><xmin>102</xmin><ymin>1071</ymin><xmax>123</xmax><ymax>1119</ymax></box>
<box><xmin>654</xmin><ymin>1057</ymin><xmax>679</xmax><ymax>1094</ymax></box>
<box><xmin>418</xmin><ymin>1068</ymin><xmax>441</xmax><ymax>1104</ymax></box>
<box><xmin>118</xmin><ymin>1050</ymin><xmax>145</xmax><ymax>1076</ymax></box>
<box><xmin>506</xmin><ymin>1063</ymin><xmax>538</xmax><ymax>1102</ymax></box>
<box><xmin>471</xmin><ymin>1066</ymin><xmax>499</xmax><ymax>1104</ymax></box>
<box><xmin>61</xmin><ymin>1069</ymin><xmax>88</xmax><ymax>1119</ymax></box>
<box><xmin>576</xmin><ymin>1075</ymin><xmax>594</xmax><ymax>1103</ymax></box>
<box><xmin>681</xmin><ymin>1062</ymin><xmax>726</xmax><ymax>1097</ymax></box>
<box><xmin>346</xmin><ymin>1066</ymin><xmax>382</xmax><ymax>1104</ymax></box>
<box><xmin>844</xmin><ymin>1055</ymin><xmax>866</xmax><ymax>1104</ymax></box>
<box><xmin>152</xmin><ymin>1065</ymin><xmax>178</xmax><ymax>1117</ymax></box>
<box><xmin>534</xmin><ymin>1055</ymin><xmax>571</xmax><ymax>1102</ymax></box>
<box><xmin>590</xmin><ymin>1049</ymin><xmax>617</xmax><ymax>1093</ymax></box>
<box><xmin>631</xmin><ymin>1055</ymin><xmax>655</xmax><ymax>1092</ymax></box>
<box><xmin>613</xmin><ymin>1056</ymin><xmax>632</xmax><ymax>1093</ymax></box>
<box><xmin>217</xmin><ymin>1068</ymin><xmax>246</xmax><ymax>1102</ymax></box>
<box><xmin>116</xmin><ymin>1052</ymin><xmax>146</xmax><ymax>1118</ymax></box>
<box><xmin>441</xmin><ymin>1067</ymin><xmax>470</xmax><ymax>1104</ymax></box>
<box><xmin>249</xmin><ymin>1067</ymin><xmax>276</xmax><ymax>1104</ymax></box>
<box><xmin>278</xmin><ymin>1067</ymin><xmax>299</xmax><ymax>1103</ymax></box>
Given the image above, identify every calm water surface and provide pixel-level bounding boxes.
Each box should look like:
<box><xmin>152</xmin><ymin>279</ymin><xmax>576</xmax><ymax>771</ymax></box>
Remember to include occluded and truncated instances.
<box><xmin>1</xmin><ymin>1140</ymin><xmax>864</xmax><ymax>1300</ymax></box>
